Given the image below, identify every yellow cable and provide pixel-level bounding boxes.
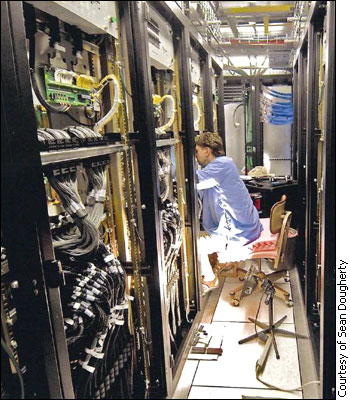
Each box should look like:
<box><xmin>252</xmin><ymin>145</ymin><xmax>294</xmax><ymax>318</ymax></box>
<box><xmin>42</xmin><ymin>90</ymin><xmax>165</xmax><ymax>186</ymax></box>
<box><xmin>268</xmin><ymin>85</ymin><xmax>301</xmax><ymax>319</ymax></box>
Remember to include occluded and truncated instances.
<box><xmin>255</xmin><ymin>362</ymin><xmax>320</xmax><ymax>393</ymax></box>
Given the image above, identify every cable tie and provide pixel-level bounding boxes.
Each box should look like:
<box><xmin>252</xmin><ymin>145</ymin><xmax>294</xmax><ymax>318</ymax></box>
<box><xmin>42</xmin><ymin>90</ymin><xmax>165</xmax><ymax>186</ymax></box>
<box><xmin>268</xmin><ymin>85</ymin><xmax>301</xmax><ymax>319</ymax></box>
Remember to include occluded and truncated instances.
<box><xmin>92</xmin><ymin>287</ymin><xmax>101</xmax><ymax>295</ymax></box>
<box><xmin>108</xmin><ymin>265</ymin><xmax>118</xmax><ymax>274</ymax></box>
<box><xmin>95</xmin><ymin>189</ymin><xmax>106</xmax><ymax>201</ymax></box>
<box><xmin>104</xmin><ymin>254</ymin><xmax>114</xmax><ymax>263</ymax></box>
<box><xmin>118</xmin><ymin>265</ymin><xmax>125</xmax><ymax>275</ymax></box>
<box><xmin>85</xmin><ymin>294</ymin><xmax>95</xmax><ymax>302</ymax></box>
<box><xmin>109</xmin><ymin>315</ymin><xmax>124</xmax><ymax>326</ymax></box>
<box><xmin>65</xmin><ymin>318</ymin><xmax>74</xmax><ymax>326</ymax></box>
<box><xmin>85</xmin><ymin>348</ymin><xmax>105</xmax><ymax>359</ymax></box>
<box><xmin>74</xmin><ymin>286</ymin><xmax>82</xmax><ymax>292</ymax></box>
<box><xmin>73</xmin><ymin>302</ymin><xmax>81</xmax><ymax>310</ymax></box>
<box><xmin>78</xmin><ymin>280</ymin><xmax>86</xmax><ymax>288</ymax></box>
<box><xmin>125</xmin><ymin>294</ymin><xmax>134</xmax><ymax>301</ymax></box>
<box><xmin>84</xmin><ymin>308</ymin><xmax>94</xmax><ymax>318</ymax></box>
<box><xmin>79</xmin><ymin>360</ymin><xmax>95</xmax><ymax>373</ymax></box>
<box><xmin>99</xmin><ymin>269</ymin><xmax>108</xmax><ymax>277</ymax></box>
<box><xmin>111</xmin><ymin>303</ymin><xmax>129</xmax><ymax>310</ymax></box>
<box><xmin>93</xmin><ymin>282</ymin><xmax>101</xmax><ymax>289</ymax></box>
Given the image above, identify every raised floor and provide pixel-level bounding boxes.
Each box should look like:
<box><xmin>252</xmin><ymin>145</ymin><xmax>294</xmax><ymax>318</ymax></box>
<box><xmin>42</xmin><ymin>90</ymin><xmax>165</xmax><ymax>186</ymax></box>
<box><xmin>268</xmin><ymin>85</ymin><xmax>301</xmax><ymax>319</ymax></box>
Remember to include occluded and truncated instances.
<box><xmin>172</xmin><ymin>262</ymin><xmax>320</xmax><ymax>399</ymax></box>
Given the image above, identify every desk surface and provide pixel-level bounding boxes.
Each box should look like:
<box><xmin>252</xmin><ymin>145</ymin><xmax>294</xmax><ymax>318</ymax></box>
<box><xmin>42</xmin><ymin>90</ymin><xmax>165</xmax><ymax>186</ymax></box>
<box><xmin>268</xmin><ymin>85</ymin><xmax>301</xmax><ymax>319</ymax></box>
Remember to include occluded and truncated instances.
<box><xmin>245</xmin><ymin>180</ymin><xmax>298</xmax><ymax>192</ymax></box>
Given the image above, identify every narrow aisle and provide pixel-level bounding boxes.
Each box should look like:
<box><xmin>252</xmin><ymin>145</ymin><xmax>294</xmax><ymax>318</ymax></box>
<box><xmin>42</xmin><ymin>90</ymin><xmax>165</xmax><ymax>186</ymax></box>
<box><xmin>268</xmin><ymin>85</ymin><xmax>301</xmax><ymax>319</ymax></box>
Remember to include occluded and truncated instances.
<box><xmin>173</xmin><ymin>264</ymin><xmax>304</xmax><ymax>399</ymax></box>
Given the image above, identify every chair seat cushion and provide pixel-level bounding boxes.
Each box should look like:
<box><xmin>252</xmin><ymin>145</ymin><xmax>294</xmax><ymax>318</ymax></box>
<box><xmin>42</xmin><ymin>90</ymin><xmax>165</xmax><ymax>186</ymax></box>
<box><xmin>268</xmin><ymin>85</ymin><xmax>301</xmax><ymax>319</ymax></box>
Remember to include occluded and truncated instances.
<box><xmin>249</xmin><ymin>218</ymin><xmax>278</xmax><ymax>253</ymax></box>
<box><xmin>248</xmin><ymin>219</ymin><xmax>298</xmax><ymax>255</ymax></box>
<box><xmin>216</xmin><ymin>220</ymin><xmax>297</xmax><ymax>263</ymax></box>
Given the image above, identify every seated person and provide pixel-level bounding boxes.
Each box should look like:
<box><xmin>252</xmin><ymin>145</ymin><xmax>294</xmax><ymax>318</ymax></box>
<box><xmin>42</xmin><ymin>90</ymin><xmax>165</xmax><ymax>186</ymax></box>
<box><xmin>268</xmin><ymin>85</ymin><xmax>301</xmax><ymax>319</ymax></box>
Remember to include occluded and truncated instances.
<box><xmin>195</xmin><ymin>132</ymin><xmax>263</xmax><ymax>295</ymax></box>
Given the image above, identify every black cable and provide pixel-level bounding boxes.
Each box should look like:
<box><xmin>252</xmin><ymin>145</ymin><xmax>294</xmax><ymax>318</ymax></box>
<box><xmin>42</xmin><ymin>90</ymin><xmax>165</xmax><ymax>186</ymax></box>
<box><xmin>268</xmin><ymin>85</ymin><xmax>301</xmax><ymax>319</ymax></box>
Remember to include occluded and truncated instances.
<box><xmin>254</xmin><ymin>286</ymin><xmax>266</xmax><ymax>337</ymax></box>
<box><xmin>65</xmin><ymin>112</ymin><xmax>94</xmax><ymax>127</ymax></box>
<box><xmin>117</xmin><ymin>65</ymin><xmax>133</xmax><ymax>98</ymax></box>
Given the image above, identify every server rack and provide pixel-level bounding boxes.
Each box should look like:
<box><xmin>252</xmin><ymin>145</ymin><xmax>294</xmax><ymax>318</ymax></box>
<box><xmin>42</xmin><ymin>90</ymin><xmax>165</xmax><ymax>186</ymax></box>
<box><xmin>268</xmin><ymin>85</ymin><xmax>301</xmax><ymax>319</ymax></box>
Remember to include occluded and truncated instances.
<box><xmin>211</xmin><ymin>58</ymin><xmax>225</xmax><ymax>147</ymax></box>
<box><xmin>223</xmin><ymin>74</ymin><xmax>292</xmax><ymax>173</ymax></box>
<box><xmin>1</xmin><ymin>1</ymin><xmax>226</xmax><ymax>399</ymax></box>
<box><xmin>293</xmin><ymin>2</ymin><xmax>335</xmax><ymax>398</ymax></box>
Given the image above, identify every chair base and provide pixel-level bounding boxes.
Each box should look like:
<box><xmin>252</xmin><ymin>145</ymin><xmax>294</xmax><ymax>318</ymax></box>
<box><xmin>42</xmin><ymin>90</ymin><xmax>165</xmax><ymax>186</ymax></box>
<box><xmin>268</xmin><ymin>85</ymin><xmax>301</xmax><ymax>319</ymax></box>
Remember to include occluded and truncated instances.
<box><xmin>230</xmin><ymin>281</ymin><xmax>292</xmax><ymax>307</ymax></box>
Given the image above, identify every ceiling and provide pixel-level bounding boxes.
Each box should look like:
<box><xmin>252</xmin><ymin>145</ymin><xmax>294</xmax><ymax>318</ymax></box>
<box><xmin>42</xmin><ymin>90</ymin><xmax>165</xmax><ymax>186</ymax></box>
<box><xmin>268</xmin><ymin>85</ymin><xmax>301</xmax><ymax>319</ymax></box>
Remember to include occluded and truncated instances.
<box><xmin>187</xmin><ymin>1</ymin><xmax>310</xmax><ymax>75</ymax></box>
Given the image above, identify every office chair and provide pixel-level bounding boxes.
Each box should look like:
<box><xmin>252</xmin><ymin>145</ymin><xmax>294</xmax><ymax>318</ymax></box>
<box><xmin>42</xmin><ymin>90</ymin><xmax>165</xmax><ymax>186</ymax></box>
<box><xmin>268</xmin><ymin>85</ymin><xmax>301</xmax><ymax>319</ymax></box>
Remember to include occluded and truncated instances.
<box><xmin>231</xmin><ymin>195</ymin><xmax>296</xmax><ymax>306</ymax></box>
<box><xmin>211</xmin><ymin>195</ymin><xmax>297</xmax><ymax>306</ymax></box>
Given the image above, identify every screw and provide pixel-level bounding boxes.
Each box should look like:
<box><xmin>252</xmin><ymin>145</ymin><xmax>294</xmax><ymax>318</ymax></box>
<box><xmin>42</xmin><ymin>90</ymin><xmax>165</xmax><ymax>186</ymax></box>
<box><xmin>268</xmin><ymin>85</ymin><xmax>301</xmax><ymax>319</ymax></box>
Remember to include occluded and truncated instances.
<box><xmin>33</xmin><ymin>279</ymin><xmax>38</xmax><ymax>286</ymax></box>
<box><xmin>10</xmin><ymin>340</ymin><xmax>18</xmax><ymax>349</ymax></box>
<box><xmin>141</xmin><ymin>204</ymin><xmax>146</xmax><ymax>209</ymax></box>
<box><xmin>34</xmin><ymin>289</ymin><xmax>39</xmax><ymax>296</ymax></box>
<box><xmin>10</xmin><ymin>281</ymin><xmax>19</xmax><ymax>289</ymax></box>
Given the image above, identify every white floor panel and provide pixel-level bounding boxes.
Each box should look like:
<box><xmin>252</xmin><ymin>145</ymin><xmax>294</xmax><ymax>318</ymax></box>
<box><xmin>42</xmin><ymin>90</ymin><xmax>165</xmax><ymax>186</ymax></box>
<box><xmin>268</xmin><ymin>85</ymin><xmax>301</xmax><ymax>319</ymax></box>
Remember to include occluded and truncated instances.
<box><xmin>192</xmin><ymin>322</ymin><xmax>302</xmax><ymax>392</ymax></box>
<box><xmin>172</xmin><ymin>360</ymin><xmax>199</xmax><ymax>399</ymax></box>
<box><xmin>188</xmin><ymin>386</ymin><xmax>302</xmax><ymax>399</ymax></box>
<box><xmin>213</xmin><ymin>279</ymin><xmax>294</xmax><ymax>324</ymax></box>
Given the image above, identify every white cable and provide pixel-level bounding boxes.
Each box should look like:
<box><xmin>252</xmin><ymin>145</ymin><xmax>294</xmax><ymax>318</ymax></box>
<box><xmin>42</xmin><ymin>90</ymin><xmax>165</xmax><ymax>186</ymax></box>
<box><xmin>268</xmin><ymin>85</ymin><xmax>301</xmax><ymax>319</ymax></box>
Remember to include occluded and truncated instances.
<box><xmin>192</xmin><ymin>95</ymin><xmax>202</xmax><ymax>130</ymax></box>
<box><xmin>155</xmin><ymin>95</ymin><xmax>176</xmax><ymax>134</ymax></box>
<box><xmin>94</xmin><ymin>74</ymin><xmax>121</xmax><ymax>134</ymax></box>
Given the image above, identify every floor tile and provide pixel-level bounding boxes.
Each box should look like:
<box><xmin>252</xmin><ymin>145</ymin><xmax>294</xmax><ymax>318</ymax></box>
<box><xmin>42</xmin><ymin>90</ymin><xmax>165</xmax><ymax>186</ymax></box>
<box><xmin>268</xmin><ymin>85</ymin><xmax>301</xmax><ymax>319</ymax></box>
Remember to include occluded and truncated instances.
<box><xmin>188</xmin><ymin>386</ymin><xmax>302</xmax><ymax>399</ymax></box>
<box><xmin>172</xmin><ymin>360</ymin><xmax>199</xmax><ymax>399</ymax></box>
<box><xmin>192</xmin><ymin>322</ymin><xmax>301</xmax><ymax>391</ymax></box>
<box><xmin>213</xmin><ymin>279</ymin><xmax>294</xmax><ymax>324</ymax></box>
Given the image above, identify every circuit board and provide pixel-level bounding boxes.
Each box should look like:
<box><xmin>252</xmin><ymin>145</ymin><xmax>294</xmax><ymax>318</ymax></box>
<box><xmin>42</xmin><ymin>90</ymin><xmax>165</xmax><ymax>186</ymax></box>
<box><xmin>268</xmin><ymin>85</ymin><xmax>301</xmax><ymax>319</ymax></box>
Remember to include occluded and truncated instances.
<box><xmin>44</xmin><ymin>68</ymin><xmax>92</xmax><ymax>107</ymax></box>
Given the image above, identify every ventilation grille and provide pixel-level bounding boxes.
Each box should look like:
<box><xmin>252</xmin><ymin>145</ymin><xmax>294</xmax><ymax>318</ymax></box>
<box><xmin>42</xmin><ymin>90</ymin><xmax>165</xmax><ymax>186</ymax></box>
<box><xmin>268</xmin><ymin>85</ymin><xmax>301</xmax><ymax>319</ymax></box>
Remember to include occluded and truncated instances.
<box><xmin>223</xmin><ymin>83</ymin><xmax>245</xmax><ymax>104</ymax></box>
<box><xmin>147</xmin><ymin>18</ymin><xmax>160</xmax><ymax>49</ymax></box>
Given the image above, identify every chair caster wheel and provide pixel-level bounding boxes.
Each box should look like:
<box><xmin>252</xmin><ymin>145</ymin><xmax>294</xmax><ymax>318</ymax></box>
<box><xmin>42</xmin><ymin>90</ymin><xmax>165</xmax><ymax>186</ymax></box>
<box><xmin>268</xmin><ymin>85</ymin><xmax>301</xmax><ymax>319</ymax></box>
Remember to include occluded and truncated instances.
<box><xmin>232</xmin><ymin>299</ymin><xmax>240</xmax><ymax>307</ymax></box>
<box><xmin>286</xmin><ymin>299</ymin><xmax>293</xmax><ymax>307</ymax></box>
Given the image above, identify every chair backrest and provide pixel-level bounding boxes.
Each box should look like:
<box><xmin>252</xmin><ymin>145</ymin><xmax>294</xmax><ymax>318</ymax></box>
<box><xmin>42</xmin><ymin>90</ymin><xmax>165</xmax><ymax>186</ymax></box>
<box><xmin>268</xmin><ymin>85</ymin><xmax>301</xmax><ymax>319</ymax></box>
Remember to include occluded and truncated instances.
<box><xmin>272</xmin><ymin>210</ymin><xmax>292</xmax><ymax>270</ymax></box>
<box><xmin>269</xmin><ymin>194</ymin><xmax>287</xmax><ymax>234</ymax></box>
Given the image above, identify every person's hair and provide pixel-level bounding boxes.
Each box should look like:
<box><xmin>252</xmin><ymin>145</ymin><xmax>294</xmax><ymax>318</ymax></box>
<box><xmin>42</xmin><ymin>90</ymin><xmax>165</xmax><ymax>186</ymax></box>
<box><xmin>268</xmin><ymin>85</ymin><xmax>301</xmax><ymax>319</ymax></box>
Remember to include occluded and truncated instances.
<box><xmin>194</xmin><ymin>131</ymin><xmax>225</xmax><ymax>157</ymax></box>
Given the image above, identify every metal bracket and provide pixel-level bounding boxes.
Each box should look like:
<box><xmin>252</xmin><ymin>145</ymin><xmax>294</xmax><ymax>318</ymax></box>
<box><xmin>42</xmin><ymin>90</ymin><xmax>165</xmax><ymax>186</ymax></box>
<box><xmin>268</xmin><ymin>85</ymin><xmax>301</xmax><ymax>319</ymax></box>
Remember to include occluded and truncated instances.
<box><xmin>143</xmin><ymin>2</ymin><xmax>150</xmax><ymax>22</ymax></box>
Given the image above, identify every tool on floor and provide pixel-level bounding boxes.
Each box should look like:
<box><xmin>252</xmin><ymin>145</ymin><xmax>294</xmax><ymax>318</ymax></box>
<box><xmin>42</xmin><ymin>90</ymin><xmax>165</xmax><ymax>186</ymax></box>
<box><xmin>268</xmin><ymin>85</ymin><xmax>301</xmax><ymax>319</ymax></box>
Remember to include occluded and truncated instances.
<box><xmin>189</xmin><ymin>325</ymin><xmax>223</xmax><ymax>359</ymax></box>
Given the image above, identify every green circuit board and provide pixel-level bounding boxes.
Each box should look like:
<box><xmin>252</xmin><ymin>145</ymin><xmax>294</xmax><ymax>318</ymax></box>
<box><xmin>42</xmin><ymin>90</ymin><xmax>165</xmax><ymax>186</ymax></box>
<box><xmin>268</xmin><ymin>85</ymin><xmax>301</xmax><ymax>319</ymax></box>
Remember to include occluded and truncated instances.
<box><xmin>44</xmin><ymin>69</ymin><xmax>92</xmax><ymax>107</ymax></box>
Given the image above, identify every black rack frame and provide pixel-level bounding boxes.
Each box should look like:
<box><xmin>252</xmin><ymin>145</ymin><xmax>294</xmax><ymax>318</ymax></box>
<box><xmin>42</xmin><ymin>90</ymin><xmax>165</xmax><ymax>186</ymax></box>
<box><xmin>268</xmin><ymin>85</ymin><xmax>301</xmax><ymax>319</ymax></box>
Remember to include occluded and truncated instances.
<box><xmin>293</xmin><ymin>2</ymin><xmax>335</xmax><ymax>398</ymax></box>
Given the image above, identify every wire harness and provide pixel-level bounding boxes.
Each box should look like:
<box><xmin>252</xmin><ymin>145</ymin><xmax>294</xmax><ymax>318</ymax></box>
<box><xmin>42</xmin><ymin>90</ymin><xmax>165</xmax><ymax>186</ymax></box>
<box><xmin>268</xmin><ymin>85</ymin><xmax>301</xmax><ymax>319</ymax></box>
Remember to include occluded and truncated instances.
<box><xmin>260</xmin><ymin>86</ymin><xmax>293</xmax><ymax>125</ymax></box>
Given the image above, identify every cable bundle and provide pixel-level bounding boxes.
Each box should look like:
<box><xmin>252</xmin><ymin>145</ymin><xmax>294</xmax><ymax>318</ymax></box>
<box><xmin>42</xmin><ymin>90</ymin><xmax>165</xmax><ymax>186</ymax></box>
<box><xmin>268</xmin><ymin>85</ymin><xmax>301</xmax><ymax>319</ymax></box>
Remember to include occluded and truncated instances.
<box><xmin>260</xmin><ymin>86</ymin><xmax>293</xmax><ymax>125</ymax></box>
<box><xmin>153</xmin><ymin>94</ymin><xmax>176</xmax><ymax>135</ymax></box>
<box><xmin>59</xmin><ymin>243</ymin><xmax>134</xmax><ymax>399</ymax></box>
<box><xmin>84</xmin><ymin>162</ymin><xmax>108</xmax><ymax>228</ymax></box>
<box><xmin>38</xmin><ymin>127</ymin><xmax>108</xmax><ymax>257</ymax></box>
<box><xmin>48</xmin><ymin>166</ymin><xmax>100</xmax><ymax>258</ymax></box>
<box><xmin>161</xmin><ymin>200</ymin><xmax>182</xmax><ymax>265</ymax></box>
<box><xmin>157</xmin><ymin>148</ymin><xmax>172</xmax><ymax>202</ymax></box>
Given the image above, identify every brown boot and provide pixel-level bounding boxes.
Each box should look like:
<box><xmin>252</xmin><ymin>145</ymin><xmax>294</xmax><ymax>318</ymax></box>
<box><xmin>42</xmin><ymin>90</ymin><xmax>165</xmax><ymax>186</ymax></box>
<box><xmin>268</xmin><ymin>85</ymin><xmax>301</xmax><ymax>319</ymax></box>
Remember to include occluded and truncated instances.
<box><xmin>214</xmin><ymin>261</ymin><xmax>239</xmax><ymax>274</ymax></box>
<box><xmin>201</xmin><ymin>275</ymin><xmax>219</xmax><ymax>296</ymax></box>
